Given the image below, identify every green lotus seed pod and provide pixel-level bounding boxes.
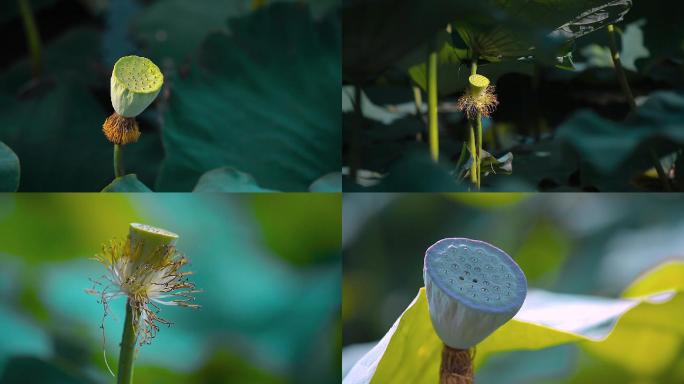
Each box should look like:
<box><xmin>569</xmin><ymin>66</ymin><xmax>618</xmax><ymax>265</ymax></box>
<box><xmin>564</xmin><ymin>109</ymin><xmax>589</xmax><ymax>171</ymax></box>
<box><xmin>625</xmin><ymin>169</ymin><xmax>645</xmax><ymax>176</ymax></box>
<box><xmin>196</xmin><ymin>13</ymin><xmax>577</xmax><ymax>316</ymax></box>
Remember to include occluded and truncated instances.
<box><xmin>128</xmin><ymin>223</ymin><xmax>178</xmax><ymax>267</ymax></box>
<box><xmin>110</xmin><ymin>56</ymin><xmax>164</xmax><ymax>118</ymax></box>
<box><xmin>467</xmin><ymin>74</ymin><xmax>490</xmax><ymax>98</ymax></box>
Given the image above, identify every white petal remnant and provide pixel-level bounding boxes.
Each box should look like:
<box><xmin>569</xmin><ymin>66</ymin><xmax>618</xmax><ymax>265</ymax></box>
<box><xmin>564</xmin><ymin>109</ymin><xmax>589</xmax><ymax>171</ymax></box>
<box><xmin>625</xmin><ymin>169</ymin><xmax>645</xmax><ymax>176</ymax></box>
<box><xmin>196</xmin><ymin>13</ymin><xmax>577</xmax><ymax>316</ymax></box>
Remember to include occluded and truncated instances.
<box><xmin>423</xmin><ymin>238</ymin><xmax>526</xmax><ymax>349</ymax></box>
<box><xmin>88</xmin><ymin>223</ymin><xmax>199</xmax><ymax>345</ymax></box>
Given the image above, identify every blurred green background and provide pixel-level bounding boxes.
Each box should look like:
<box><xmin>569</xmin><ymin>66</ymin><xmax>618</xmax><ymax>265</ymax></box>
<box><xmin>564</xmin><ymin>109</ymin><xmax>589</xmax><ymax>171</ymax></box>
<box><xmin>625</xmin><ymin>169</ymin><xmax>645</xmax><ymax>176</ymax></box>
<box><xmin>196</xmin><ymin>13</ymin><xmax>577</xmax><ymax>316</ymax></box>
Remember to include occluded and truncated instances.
<box><xmin>0</xmin><ymin>0</ymin><xmax>340</xmax><ymax>192</ymax></box>
<box><xmin>0</xmin><ymin>193</ymin><xmax>341</xmax><ymax>383</ymax></box>
<box><xmin>343</xmin><ymin>193</ymin><xmax>684</xmax><ymax>383</ymax></box>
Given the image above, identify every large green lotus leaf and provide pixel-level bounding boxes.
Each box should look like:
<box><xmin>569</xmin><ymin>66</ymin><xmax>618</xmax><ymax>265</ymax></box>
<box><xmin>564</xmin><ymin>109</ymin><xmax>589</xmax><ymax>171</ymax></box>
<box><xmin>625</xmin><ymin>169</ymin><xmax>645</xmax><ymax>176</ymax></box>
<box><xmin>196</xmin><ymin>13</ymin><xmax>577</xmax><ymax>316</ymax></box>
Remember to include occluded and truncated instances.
<box><xmin>309</xmin><ymin>172</ymin><xmax>342</xmax><ymax>192</ymax></box>
<box><xmin>580</xmin><ymin>295</ymin><xmax>684</xmax><ymax>377</ymax></box>
<box><xmin>623</xmin><ymin>0</ymin><xmax>684</xmax><ymax>71</ymax></box>
<box><xmin>344</xmin><ymin>288</ymin><xmax>586</xmax><ymax>384</ymax></box>
<box><xmin>131</xmin><ymin>0</ymin><xmax>251</xmax><ymax>69</ymax></box>
<box><xmin>342</xmin><ymin>113</ymin><xmax>426</xmax><ymax>175</ymax></box>
<box><xmin>345</xmin><ymin>262</ymin><xmax>684</xmax><ymax>383</ymax></box>
<box><xmin>0</xmin><ymin>141</ymin><xmax>19</xmax><ymax>192</ymax></box>
<box><xmin>342</xmin><ymin>0</ymin><xmax>495</xmax><ymax>82</ymax></box>
<box><xmin>406</xmin><ymin>33</ymin><xmax>534</xmax><ymax>95</ymax></box>
<box><xmin>0</xmin><ymin>81</ymin><xmax>111</xmax><ymax>191</ymax></box>
<box><xmin>157</xmin><ymin>3</ymin><xmax>340</xmax><ymax>191</ymax></box>
<box><xmin>580</xmin><ymin>262</ymin><xmax>684</xmax><ymax>377</ymax></box>
<box><xmin>555</xmin><ymin>91</ymin><xmax>684</xmax><ymax>191</ymax></box>
<box><xmin>406</xmin><ymin>0</ymin><xmax>632</xmax><ymax>94</ymax></box>
<box><xmin>454</xmin><ymin>0</ymin><xmax>632</xmax><ymax>63</ymax></box>
<box><xmin>346</xmin><ymin>151</ymin><xmax>467</xmax><ymax>192</ymax></box>
<box><xmin>622</xmin><ymin>261</ymin><xmax>684</xmax><ymax>298</ymax></box>
<box><xmin>500</xmin><ymin>140</ymin><xmax>582</xmax><ymax>192</ymax></box>
<box><xmin>0</xmin><ymin>26</ymin><xmax>101</xmax><ymax>92</ymax></box>
<box><xmin>193</xmin><ymin>167</ymin><xmax>276</xmax><ymax>192</ymax></box>
<box><xmin>101</xmin><ymin>174</ymin><xmax>152</xmax><ymax>192</ymax></box>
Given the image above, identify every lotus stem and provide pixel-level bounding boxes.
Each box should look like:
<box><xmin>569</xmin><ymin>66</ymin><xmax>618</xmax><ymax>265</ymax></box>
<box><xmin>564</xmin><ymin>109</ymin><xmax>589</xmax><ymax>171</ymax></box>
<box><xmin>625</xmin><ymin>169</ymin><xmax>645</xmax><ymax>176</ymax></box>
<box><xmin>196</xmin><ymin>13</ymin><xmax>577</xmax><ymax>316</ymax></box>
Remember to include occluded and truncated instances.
<box><xmin>114</xmin><ymin>144</ymin><xmax>124</xmax><ymax>178</ymax></box>
<box><xmin>606</xmin><ymin>24</ymin><xmax>671</xmax><ymax>191</ymax></box>
<box><xmin>18</xmin><ymin>0</ymin><xmax>42</xmax><ymax>77</ymax></box>
<box><xmin>117</xmin><ymin>299</ymin><xmax>136</xmax><ymax>384</ymax></box>
<box><xmin>428</xmin><ymin>49</ymin><xmax>439</xmax><ymax>162</ymax></box>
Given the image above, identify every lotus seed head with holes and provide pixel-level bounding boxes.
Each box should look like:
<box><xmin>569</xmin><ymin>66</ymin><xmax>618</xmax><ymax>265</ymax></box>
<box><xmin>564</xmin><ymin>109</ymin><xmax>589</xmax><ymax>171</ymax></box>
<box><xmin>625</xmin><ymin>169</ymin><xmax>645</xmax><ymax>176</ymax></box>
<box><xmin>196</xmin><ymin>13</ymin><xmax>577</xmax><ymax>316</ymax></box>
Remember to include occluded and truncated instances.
<box><xmin>88</xmin><ymin>223</ymin><xmax>199</xmax><ymax>346</ymax></box>
<box><xmin>110</xmin><ymin>55</ymin><xmax>164</xmax><ymax>118</ymax></box>
<box><xmin>468</xmin><ymin>74</ymin><xmax>490</xmax><ymax>97</ymax></box>
<box><xmin>128</xmin><ymin>223</ymin><xmax>179</xmax><ymax>267</ymax></box>
<box><xmin>423</xmin><ymin>238</ymin><xmax>527</xmax><ymax>349</ymax></box>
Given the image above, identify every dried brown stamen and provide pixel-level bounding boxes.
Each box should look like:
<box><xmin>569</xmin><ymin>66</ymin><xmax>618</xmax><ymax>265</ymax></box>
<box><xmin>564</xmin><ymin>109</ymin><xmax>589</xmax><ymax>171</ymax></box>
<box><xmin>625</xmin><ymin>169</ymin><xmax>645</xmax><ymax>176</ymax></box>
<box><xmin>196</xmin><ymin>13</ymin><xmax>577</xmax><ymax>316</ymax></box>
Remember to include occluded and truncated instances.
<box><xmin>440</xmin><ymin>344</ymin><xmax>474</xmax><ymax>384</ymax></box>
<box><xmin>102</xmin><ymin>112</ymin><xmax>140</xmax><ymax>145</ymax></box>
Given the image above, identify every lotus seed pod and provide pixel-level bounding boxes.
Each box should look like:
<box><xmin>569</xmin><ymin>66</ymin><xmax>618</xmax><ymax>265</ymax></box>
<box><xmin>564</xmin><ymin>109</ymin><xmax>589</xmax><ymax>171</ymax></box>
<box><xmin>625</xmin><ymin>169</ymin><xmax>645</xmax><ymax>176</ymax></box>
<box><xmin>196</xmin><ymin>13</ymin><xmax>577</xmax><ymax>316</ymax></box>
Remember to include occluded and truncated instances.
<box><xmin>110</xmin><ymin>55</ymin><xmax>164</xmax><ymax>118</ymax></box>
<box><xmin>467</xmin><ymin>74</ymin><xmax>490</xmax><ymax>98</ymax></box>
<box><xmin>128</xmin><ymin>223</ymin><xmax>178</xmax><ymax>267</ymax></box>
<box><xmin>424</xmin><ymin>238</ymin><xmax>527</xmax><ymax>349</ymax></box>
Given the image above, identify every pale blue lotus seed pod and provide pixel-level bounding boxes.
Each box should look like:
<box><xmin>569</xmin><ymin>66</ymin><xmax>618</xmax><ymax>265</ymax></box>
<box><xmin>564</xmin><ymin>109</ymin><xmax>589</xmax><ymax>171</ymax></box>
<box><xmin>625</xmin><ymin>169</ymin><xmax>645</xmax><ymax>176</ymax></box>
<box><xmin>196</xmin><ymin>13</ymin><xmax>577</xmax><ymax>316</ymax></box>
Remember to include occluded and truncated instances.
<box><xmin>110</xmin><ymin>55</ymin><xmax>164</xmax><ymax>118</ymax></box>
<box><xmin>424</xmin><ymin>238</ymin><xmax>527</xmax><ymax>349</ymax></box>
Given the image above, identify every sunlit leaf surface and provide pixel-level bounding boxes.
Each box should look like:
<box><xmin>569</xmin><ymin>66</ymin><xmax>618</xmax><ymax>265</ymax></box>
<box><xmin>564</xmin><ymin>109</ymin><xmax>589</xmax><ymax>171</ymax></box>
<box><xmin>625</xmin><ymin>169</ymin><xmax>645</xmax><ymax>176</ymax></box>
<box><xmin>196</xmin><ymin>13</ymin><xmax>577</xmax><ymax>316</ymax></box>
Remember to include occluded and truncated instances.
<box><xmin>345</xmin><ymin>262</ymin><xmax>684</xmax><ymax>384</ymax></box>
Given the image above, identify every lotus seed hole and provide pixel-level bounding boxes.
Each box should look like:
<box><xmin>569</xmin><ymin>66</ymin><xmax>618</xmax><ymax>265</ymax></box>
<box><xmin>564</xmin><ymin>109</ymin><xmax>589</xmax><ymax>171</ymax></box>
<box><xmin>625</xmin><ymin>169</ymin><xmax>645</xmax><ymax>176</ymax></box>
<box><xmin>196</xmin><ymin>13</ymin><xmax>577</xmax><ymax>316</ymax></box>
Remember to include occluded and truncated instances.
<box><xmin>459</xmin><ymin>276</ymin><xmax>464</xmax><ymax>281</ymax></box>
<box><xmin>473</xmin><ymin>279</ymin><xmax>478</xmax><ymax>283</ymax></box>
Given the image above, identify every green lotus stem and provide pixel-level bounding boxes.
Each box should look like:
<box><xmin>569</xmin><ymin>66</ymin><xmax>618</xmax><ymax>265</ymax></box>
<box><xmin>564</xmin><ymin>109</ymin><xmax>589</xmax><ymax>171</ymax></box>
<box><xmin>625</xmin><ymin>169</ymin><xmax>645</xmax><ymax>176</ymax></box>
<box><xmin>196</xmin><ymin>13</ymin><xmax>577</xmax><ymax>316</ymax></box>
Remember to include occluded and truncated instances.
<box><xmin>470</xmin><ymin>60</ymin><xmax>480</xmax><ymax>188</ymax></box>
<box><xmin>606</xmin><ymin>24</ymin><xmax>671</xmax><ymax>191</ymax></box>
<box><xmin>606</xmin><ymin>24</ymin><xmax>636</xmax><ymax>111</ymax></box>
<box><xmin>114</xmin><ymin>144</ymin><xmax>124</xmax><ymax>178</ymax></box>
<box><xmin>117</xmin><ymin>299</ymin><xmax>136</xmax><ymax>384</ymax></box>
<box><xmin>18</xmin><ymin>0</ymin><xmax>42</xmax><ymax>77</ymax></box>
<box><xmin>252</xmin><ymin>0</ymin><xmax>267</xmax><ymax>10</ymax></box>
<box><xmin>413</xmin><ymin>85</ymin><xmax>423</xmax><ymax>115</ymax></box>
<box><xmin>350</xmin><ymin>85</ymin><xmax>362</xmax><ymax>182</ymax></box>
<box><xmin>468</xmin><ymin>121</ymin><xmax>477</xmax><ymax>185</ymax></box>
<box><xmin>427</xmin><ymin>49</ymin><xmax>439</xmax><ymax>162</ymax></box>
<box><xmin>412</xmin><ymin>85</ymin><xmax>424</xmax><ymax>141</ymax></box>
<box><xmin>455</xmin><ymin>141</ymin><xmax>468</xmax><ymax>174</ymax></box>
<box><xmin>476</xmin><ymin>111</ymin><xmax>483</xmax><ymax>189</ymax></box>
